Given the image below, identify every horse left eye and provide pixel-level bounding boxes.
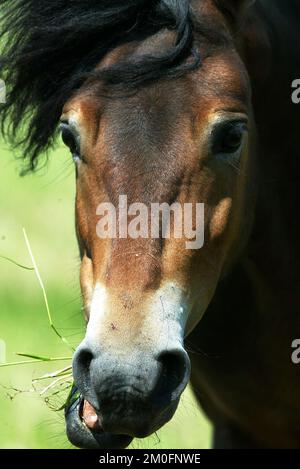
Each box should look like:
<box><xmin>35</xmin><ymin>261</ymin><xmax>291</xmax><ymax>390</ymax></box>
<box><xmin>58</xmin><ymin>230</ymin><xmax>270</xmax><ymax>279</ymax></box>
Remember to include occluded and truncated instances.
<box><xmin>60</xmin><ymin>124</ymin><xmax>80</xmax><ymax>158</ymax></box>
<box><xmin>213</xmin><ymin>122</ymin><xmax>247</xmax><ymax>155</ymax></box>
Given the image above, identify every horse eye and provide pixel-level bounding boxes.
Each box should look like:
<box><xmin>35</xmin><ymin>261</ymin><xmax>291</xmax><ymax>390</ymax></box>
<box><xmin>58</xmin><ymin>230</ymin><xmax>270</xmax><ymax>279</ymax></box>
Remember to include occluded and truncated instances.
<box><xmin>213</xmin><ymin>122</ymin><xmax>247</xmax><ymax>155</ymax></box>
<box><xmin>60</xmin><ymin>124</ymin><xmax>80</xmax><ymax>158</ymax></box>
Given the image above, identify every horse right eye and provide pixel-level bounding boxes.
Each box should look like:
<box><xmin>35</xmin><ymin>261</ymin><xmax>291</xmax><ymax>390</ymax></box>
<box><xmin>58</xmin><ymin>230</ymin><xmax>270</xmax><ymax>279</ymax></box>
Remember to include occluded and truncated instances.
<box><xmin>212</xmin><ymin>121</ymin><xmax>248</xmax><ymax>156</ymax></box>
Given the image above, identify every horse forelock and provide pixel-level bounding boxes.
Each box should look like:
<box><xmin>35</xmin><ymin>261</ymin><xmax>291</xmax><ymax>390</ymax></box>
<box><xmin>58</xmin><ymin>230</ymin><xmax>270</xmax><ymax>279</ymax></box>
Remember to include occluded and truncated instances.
<box><xmin>0</xmin><ymin>0</ymin><xmax>207</xmax><ymax>171</ymax></box>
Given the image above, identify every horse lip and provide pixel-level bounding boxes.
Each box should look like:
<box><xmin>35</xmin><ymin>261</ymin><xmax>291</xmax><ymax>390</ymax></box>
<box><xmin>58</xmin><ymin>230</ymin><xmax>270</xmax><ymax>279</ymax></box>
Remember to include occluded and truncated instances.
<box><xmin>80</xmin><ymin>398</ymin><xmax>104</xmax><ymax>432</ymax></box>
<box><xmin>64</xmin><ymin>389</ymin><xmax>133</xmax><ymax>449</ymax></box>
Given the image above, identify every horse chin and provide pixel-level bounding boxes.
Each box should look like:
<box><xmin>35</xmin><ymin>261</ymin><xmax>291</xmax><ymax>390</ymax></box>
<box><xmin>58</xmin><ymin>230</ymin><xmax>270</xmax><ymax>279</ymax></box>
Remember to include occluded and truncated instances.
<box><xmin>65</xmin><ymin>393</ymin><xmax>133</xmax><ymax>449</ymax></box>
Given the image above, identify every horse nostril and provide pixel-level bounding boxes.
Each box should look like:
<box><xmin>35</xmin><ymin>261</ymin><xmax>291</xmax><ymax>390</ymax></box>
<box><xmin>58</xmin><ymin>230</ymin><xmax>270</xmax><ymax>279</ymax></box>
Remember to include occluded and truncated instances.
<box><xmin>77</xmin><ymin>349</ymin><xmax>94</xmax><ymax>368</ymax></box>
<box><xmin>76</xmin><ymin>348</ymin><xmax>94</xmax><ymax>373</ymax></box>
<box><xmin>154</xmin><ymin>349</ymin><xmax>191</xmax><ymax>405</ymax></box>
<box><xmin>72</xmin><ymin>346</ymin><xmax>94</xmax><ymax>396</ymax></box>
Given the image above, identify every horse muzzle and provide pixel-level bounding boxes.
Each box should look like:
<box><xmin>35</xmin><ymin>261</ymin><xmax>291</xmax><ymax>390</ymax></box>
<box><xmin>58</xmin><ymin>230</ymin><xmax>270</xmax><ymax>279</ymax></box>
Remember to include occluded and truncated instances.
<box><xmin>65</xmin><ymin>343</ymin><xmax>191</xmax><ymax>449</ymax></box>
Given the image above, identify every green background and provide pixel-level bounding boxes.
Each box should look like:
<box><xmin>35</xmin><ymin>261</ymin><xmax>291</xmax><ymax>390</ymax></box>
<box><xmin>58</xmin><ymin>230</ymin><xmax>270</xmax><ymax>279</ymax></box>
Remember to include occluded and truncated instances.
<box><xmin>0</xmin><ymin>142</ymin><xmax>211</xmax><ymax>449</ymax></box>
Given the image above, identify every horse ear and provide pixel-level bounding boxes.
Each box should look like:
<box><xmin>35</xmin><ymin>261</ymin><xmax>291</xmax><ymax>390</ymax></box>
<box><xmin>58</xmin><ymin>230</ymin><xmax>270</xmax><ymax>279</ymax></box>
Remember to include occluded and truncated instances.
<box><xmin>235</xmin><ymin>0</ymin><xmax>256</xmax><ymax>8</ymax></box>
<box><xmin>217</xmin><ymin>0</ymin><xmax>256</xmax><ymax>17</ymax></box>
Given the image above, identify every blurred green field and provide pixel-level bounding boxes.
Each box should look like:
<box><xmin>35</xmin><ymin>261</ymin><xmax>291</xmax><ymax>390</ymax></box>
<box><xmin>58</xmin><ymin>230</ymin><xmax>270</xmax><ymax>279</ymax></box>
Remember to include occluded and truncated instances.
<box><xmin>0</xmin><ymin>141</ymin><xmax>212</xmax><ymax>449</ymax></box>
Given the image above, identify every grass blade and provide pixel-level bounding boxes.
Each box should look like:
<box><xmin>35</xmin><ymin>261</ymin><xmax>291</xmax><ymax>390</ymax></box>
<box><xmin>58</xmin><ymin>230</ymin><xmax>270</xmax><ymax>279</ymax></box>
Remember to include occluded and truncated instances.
<box><xmin>33</xmin><ymin>366</ymin><xmax>72</xmax><ymax>382</ymax></box>
<box><xmin>22</xmin><ymin>228</ymin><xmax>75</xmax><ymax>352</ymax></box>
<box><xmin>0</xmin><ymin>254</ymin><xmax>34</xmax><ymax>271</ymax></box>
<box><xmin>0</xmin><ymin>357</ymin><xmax>72</xmax><ymax>368</ymax></box>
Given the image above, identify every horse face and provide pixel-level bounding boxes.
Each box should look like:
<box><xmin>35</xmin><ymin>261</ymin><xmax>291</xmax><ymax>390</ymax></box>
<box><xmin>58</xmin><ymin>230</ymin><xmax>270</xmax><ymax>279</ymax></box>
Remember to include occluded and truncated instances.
<box><xmin>62</xmin><ymin>25</ymin><xmax>253</xmax><ymax>449</ymax></box>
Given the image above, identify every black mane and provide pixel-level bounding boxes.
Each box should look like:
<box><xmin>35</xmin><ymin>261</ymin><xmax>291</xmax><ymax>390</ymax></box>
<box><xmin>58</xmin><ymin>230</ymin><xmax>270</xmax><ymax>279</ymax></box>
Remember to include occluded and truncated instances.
<box><xmin>0</xmin><ymin>0</ymin><xmax>200</xmax><ymax>171</ymax></box>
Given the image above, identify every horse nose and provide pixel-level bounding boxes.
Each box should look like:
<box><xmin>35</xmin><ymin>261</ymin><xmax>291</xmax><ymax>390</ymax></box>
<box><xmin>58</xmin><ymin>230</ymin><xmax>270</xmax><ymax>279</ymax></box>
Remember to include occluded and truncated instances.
<box><xmin>72</xmin><ymin>342</ymin><xmax>190</xmax><ymax>436</ymax></box>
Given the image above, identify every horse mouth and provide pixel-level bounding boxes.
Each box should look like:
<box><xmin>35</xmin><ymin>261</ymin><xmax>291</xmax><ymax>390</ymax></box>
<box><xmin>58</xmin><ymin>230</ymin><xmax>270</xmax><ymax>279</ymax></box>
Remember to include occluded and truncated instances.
<box><xmin>65</xmin><ymin>387</ymin><xmax>133</xmax><ymax>449</ymax></box>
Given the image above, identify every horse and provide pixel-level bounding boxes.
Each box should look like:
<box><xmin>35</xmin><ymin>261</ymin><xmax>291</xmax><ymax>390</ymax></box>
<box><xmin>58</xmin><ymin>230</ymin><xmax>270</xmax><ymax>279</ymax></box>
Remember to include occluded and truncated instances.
<box><xmin>1</xmin><ymin>0</ymin><xmax>300</xmax><ymax>449</ymax></box>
